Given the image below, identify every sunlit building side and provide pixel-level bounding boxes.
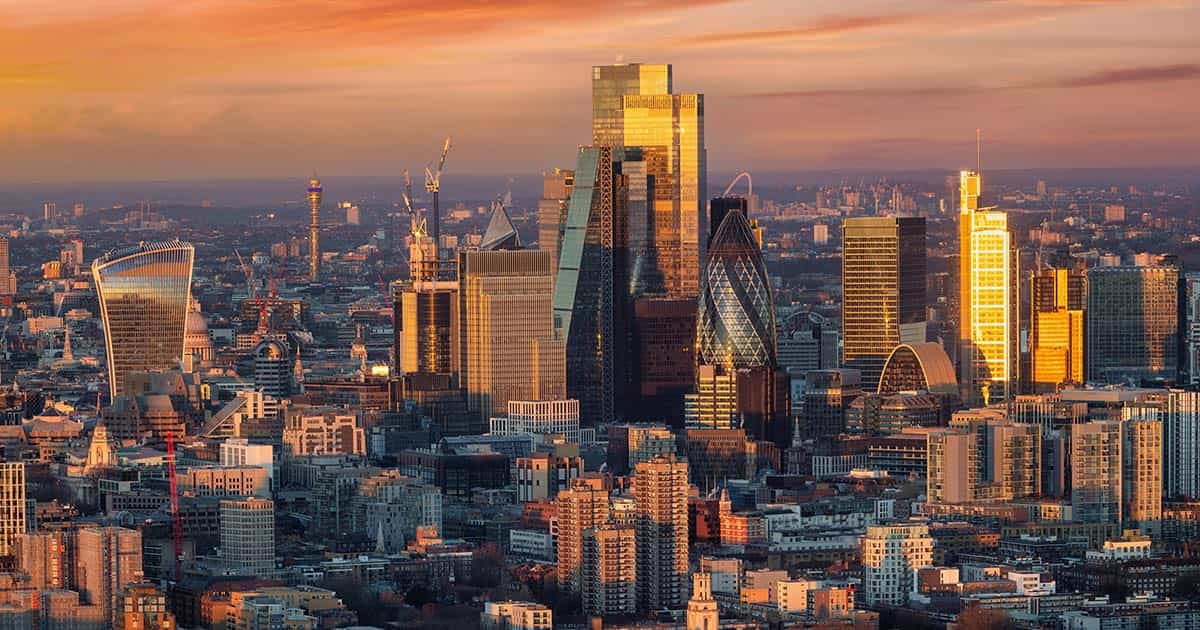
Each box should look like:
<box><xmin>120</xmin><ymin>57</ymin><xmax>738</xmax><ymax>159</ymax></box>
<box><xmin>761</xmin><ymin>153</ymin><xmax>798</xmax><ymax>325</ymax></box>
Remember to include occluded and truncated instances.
<box><xmin>92</xmin><ymin>239</ymin><xmax>194</xmax><ymax>399</ymax></box>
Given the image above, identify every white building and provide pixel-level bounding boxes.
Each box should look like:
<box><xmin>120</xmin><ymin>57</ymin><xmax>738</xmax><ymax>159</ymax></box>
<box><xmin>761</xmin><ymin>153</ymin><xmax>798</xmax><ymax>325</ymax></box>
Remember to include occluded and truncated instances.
<box><xmin>489</xmin><ymin>399</ymin><xmax>581</xmax><ymax>445</ymax></box>
<box><xmin>220</xmin><ymin>438</ymin><xmax>275</xmax><ymax>489</ymax></box>
<box><xmin>481</xmin><ymin>601</ymin><xmax>552</xmax><ymax>630</ymax></box>
<box><xmin>861</xmin><ymin>523</ymin><xmax>933</xmax><ymax>606</ymax></box>
<box><xmin>220</xmin><ymin>497</ymin><xmax>275</xmax><ymax>576</ymax></box>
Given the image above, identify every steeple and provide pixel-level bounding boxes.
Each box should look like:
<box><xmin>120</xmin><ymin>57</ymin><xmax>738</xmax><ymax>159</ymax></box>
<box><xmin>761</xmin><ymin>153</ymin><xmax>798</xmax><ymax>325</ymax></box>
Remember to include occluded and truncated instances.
<box><xmin>61</xmin><ymin>325</ymin><xmax>73</xmax><ymax>362</ymax></box>
<box><xmin>686</xmin><ymin>572</ymin><xmax>719</xmax><ymax>630</ymax></box>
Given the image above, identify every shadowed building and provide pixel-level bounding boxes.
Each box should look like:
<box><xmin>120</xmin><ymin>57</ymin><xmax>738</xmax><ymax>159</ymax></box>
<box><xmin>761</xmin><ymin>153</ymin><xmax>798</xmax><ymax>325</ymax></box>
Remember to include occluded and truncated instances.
<box><xmin>1086</xmin><ymin>263</ymin><xmax>1180</xmax><ymax>385</ymax></box>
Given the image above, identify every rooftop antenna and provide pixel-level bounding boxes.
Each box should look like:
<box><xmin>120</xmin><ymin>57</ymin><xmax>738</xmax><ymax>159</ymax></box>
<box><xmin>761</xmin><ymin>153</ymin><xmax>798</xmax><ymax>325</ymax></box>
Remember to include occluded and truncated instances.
<box><xmin>976</xmin><ymin>128</ymin><xmax>982</xmax><ymax>173</ymax></box>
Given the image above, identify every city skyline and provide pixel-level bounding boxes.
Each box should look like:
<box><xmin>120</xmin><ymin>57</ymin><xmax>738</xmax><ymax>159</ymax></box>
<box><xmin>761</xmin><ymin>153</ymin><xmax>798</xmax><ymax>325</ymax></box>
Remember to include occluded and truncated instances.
<box><xmin>1</xmin><ymin>1</ymin><xmax>1198</xmax><ymax>183</ymax></box>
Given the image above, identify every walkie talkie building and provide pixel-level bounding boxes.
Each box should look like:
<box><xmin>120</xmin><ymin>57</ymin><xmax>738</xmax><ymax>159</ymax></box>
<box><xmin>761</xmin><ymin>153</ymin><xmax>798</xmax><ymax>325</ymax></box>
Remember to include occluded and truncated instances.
<box><xmin>92</xmin><ymin>240</ymin><xmax>194</xmax><ymax>399</ymax></box>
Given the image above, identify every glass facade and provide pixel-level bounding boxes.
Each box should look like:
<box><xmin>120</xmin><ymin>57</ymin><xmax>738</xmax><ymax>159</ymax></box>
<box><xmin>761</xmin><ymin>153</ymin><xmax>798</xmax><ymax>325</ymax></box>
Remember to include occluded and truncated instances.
<box><xmin>1030</xmin><ymin>267</ymin><xmax>1086</xmax><ymax>392</ymax></box>
<box><xmin>92</xmin><ymin>239</ymin><xmax>194</xmax><ymax>399</ymax></box>
<box><xmin>459</xmin><ymin>249</ymin><xmax>564</xmax><ymax>420</ymax></box>
<box><xmin>592</xmin><ymin>63</ymin><xmax>705</xmax><ymax>299</ymax></box>
<box><xmin>841</xmin><ymin>217</ymin><xmax>926</xmax><ymax>390</ymax></box>
<box><xmin>1086</xmin><ymin>265</ymin><xmax>1180</xmax><ymax>384</ymax></box>
<box><xmin>696</xmin><ymin>207</ymin><xmax>776</xmax><ymax>369</ymax></box>
<box><xmin>553</xmin><ymin>147</ymin><xmax>624</xmax><ymax>425</ymax></box>
<box><xmin>958</xmin><ymin>170</ymin><xmax>1018</xmax><ymax>406</ymax></box>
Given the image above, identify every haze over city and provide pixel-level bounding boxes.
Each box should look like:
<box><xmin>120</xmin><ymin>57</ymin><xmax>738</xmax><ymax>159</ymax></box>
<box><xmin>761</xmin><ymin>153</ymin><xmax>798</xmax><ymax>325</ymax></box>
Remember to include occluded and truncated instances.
<box><xmin>1</xmin><ymin>0</ymin><xmax>1198</xmax><ymax>183</ymax></box>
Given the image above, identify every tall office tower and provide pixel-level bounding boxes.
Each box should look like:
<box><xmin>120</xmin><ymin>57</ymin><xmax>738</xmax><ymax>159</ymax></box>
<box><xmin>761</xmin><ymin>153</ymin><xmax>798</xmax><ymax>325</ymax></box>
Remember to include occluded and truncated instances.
<box><xmin>220</xmin><ymin>497</ymin><xmax>275</xmax><ymax>575</ymax></box>
<box><xmin>634</xmin><ymin>455</ymin><xmax>689</xmax><ymax>612</ymax></box>
<box><xmin>1071</xmin><ymin>420</ymin><xmax>1122</xmax><ymax>524</ymax></box>
<box><xmin>0</xmin><ymin>462</ymin><xmax>26</xmax><ymax>556</ymax></box>
<box><xmin>1086</xmin><ymin>263</ymin><xmax>1181</xmax><ymax>384</ymax></box>
<box><xmin>632</xmin><ymin>296</ymin><xmax>696</xmax><ymax>424</ymax></box>
<box><xmin>592</xmin><ymin>63</ymin><xmax>705</xmax><ymax>298</ymax></box>
<box><xmin>253</xmin><ymin>337</ymin><xmax>293</xmax><ymax>399</ymax></box>
<box><xmin>1165</xmin><ymin>390</ymin><xmax>1200</xmax><ymax>499</ymax></box>
<box><xmin>695</xmin><ymin>204</ymin><xmax>787</xmax><ymax>446</ymax></box>
<box><xmin>556</xmin><ymin>478</ymin><xmax>610</xmax><ymax>594</ymax></box>
<box><xmin>607</xmin><ymin>424</ymin><xmax>676</xmax><ymax>475</ymax></box>
<box><xmin>842</xmin><ymin>217</ymin><xmax>927</xmax><ymax>391</ymax></box>
<box><xmin>459</xmin><ymin>224</ymin><xmax>564</xmax><ymax>421</ymax></box>
<box><xmin>926</xmin><ymin>418</ymin><xmax>1041</xmax><ymax>503</ymax></box>
<box><xmin>0</xmin><ymin>236</ymin><xmax>13</xmax><ymax>295</ymax></box>
<box><xmin>537</xmin><ymin>168</ymin><xmax>574</xmax><ymax>267</ymax></box>
<box><xmin>553</xmin><ymin>146</ymin><xmax>631</xmax><ymax>425</ymax></box>
<box><xmin>92</xmin><ymin>240</ymin><xmax>194</xmax><ymax>399</ymax></box>
<box><xmin>582</xmin><ymin>524</ymin><xmax>637</xmax><ymax>617</ymax></box>
<box><xmin>117</xmin><ymin>583</ymin><xmax>176</xmax><ymax>630</ymax></box>
<box><xmin>1185</xmin><ymin>274</ymin><xmax>1200</xmax><ymax>385</ymax></box>
<box><xmin>1029</xmin><ymin>267</ymin><xmax>1086</xmax><ymax>392</ymax></box>
<box><xmin>307</xmin><ymin>178</ymin><xmax>322</xmax><ymax>281</ymax></box>
<box><xmin>958</xmin><ymin>170</ymin><xmax>1018</xmax><ymax>406</ymax></box>
<box><xmin>43</xmin><ymin>201</ymin><xmax>56</xmax><ymax>223</ymax></box>
<box><xmin>686</xmin><ymin>573</ymin><xmax>719</xmax><ymax>630</ymax></box>
<box><xmin>1122</xmin><ymin>417</ymin><xmax>1163</xmax><ymax>536</ymax></box>
<box><xmin>76</xmin><ymin>526</ymin><xmax>144</xmax><ymax>626</ymax></box>
<box><xmin>861</xmin><ymin>524</ymin><xmax>933</xmax><ymax>607</ymax></box>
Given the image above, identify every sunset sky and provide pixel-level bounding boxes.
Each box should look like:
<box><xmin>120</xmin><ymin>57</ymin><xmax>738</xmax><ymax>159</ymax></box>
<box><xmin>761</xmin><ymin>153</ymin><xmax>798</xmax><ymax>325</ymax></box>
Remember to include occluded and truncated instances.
<box><xmin>1</xmin><ymin>0</ymin><xmax>1197</xmax><ymax>182</ymax></box>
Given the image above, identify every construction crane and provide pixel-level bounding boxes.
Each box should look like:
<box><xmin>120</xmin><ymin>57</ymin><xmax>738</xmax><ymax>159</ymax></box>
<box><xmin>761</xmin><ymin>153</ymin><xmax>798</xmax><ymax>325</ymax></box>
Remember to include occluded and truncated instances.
<box><xmin>234</xmin><ymin>249</ymin><xmax>256</xmax><ymax>301</ymax></box>
<box><xmin>424</xmin><ymin>136</ymin><xmax>452</xmax><ymax>250</ymax></box>
<box><xmin>166</xmin><ymin>431</ymin><xmax>183</xmax><ymax>582</ymax></box>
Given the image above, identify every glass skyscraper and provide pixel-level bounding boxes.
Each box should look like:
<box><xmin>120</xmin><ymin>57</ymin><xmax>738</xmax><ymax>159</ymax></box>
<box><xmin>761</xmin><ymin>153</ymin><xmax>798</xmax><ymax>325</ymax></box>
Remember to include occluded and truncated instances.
<box><xmin>696</xmin><ymin>207</ymin><xmax>776</xmax><ymax>370</ymax></box>
<box><xmin>958</xmin><ymin>170</ymin><xmax>1018</xmax><ymax>406</ymax></box>
<box><xmin>1029</xmin><ymin>267</ymin><xmax>1086</xmax><ymax>392</ymax></box>
<box><xmin>592</xmin><ymin>63</ymin><xmax>705</xmax><ymax>299</ymax></box>
<box><xmin>1086</xmin><ymin>263</ymin><xmax>1180</xmax><ymax>384</ymax></box>
<box><xmin>92</xmin><ymin>239</ymin><xmax>194</xmax><ymax>399</ymax></box>
<box><xmin>841</xmin><ymin>216</ymin><xmax>927</xmax><ymax>391</ymax></box>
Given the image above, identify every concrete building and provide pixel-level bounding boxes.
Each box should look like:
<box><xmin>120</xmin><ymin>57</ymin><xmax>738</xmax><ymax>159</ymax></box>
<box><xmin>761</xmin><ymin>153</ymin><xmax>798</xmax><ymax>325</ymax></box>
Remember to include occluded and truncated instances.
<box><xmin>556</xmin><ymin>478</ymin><xmax>610</xmax><ymax>594</ymax></box>
<box><xmin>219</xmin><ymin>498</ymin><xmax>275</xmax><ymax>576</ymax></box>
<box><xmin>180</xmin><ymin>466</ymin><xmax>270</xmax><ymax>498</ymax></box>
<box><xmin>686</xmin><ymin>573</ymin><xmax>719</xmax><ymax>630</ymax></box>
<box><xmin>515</xmin><ymin>452</ymin><xmax>583</xmax><ymax>503</ymax></box>
<box><xmin>76</xmin><ymin>526</ymin><xmax>144</xmax><ymax>627</ymax></box>
<box><xmin>489</xmin><ymin>400</ymin><xmax>581</xmax><ymax>445</ymax></box>
<box><xmin>282</xmin><ymin>406</ymin><xmax>365</xmax><ymax>456</ymax></box>
<box><xmin>481</xmin><ymin>601</ymin><xmax>552</xmax><ymax>630</ymax></box>
<box><xmin>220</xmin><ymin>439</ymin><xmax>274</xmax><ymax>490</ymax></box>
<box><xmin>582</xmin><ymin>524</ymin><xmax>637</xmax><ymax>617</ymax></box>
<box><xmin>861</xmin><ymin>523</ymin><xmax>933</xmax><ymax>607</ymax></box>
<box><xmin>0</xmin><ymin>462</ymin><xmax>25</xmax><ymax>556</ymax></box>
<box><xmin>635</xmin><ymin>456</ymin><xmax>689</xmax><ymax>611</ymax></box>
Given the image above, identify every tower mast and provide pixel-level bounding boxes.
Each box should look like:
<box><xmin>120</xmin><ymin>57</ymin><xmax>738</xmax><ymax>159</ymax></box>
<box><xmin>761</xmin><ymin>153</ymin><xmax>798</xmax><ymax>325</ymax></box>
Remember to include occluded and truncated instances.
<box><xmin>307</xmin><ymin>176</ymin><xmax>323</xmax><ymax>281</ymax></box>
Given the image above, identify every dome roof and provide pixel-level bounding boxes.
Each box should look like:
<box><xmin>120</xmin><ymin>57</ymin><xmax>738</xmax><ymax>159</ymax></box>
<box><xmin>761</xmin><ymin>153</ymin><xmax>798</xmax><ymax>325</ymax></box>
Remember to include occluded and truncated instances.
<box><xmin>185</xmin><ymin>310</ymin><xmax>209</xmax><ymax>336</ymax></box>
<box><xmin>696</xmin><ymin>208</ymin><xmax>777</xmax><ymax>368</ymax></box>
<box><xmin>256</xmin><ymin>338</ymin><xmax>288</xmax><ymax>360</ymax></box>
<box><xmin>878</xmin><ymin>343</ymin><xmax>958</xmax><ymax>396</ymax></box>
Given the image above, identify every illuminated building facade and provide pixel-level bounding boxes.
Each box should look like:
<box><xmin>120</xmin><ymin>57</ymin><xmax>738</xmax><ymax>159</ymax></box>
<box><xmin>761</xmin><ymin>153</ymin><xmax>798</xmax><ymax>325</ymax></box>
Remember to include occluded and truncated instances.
<box><xmin>1122</xmin><ymin>417</ymin><xmax>1163</xmax><ymax>536</ymax></box>
<box><xmin>556</xmin><ymin>478</ymin><xmax>610</xmax><ymax>594</ymax></box>
<box><xmin>1029</xmin><ymin>267</ymin><xmax>1086</xmax><ymax>392</ymax></box>
<box><xmin>307</xmin><ymin>178</ymin><xmax>322</xmax><ymax>281</ymax></box>
<box><xmin>1086</xmin><ymin>264</ymin><xmax>1180</xmax><ymax>384</ymax></box>
<box><xmin>459</xmin><ymin>246</ymin><xmax>564</xmax><ymax>421</ymax></box>
<box><xmin>537</xmin><ymin>168</ymin><xmax>573</xmax><ymax>268</ymax></box>
<box><xmin>582</xmin><ymin>525</ymin><xmax>637</xmax><ymax>617</ymax></box>
<box><xmin>694</xmin><ymin>204</ymin><xmax>787</xmax><ymax>445</ymax></box>
<box><xmin>635</xmin><ymin>455</ymin><xmax>689</xmax><ymax>612</ymax></box>
<box><xmin>592</xmin><ymin>63</ymin><xmax>705</xmax><ymax>299</ymax></box>
<box><xmin>92</xmin><ymin>239</ymin><xmax>194</xmax><ymax>399</ymax></box>
<box><xmin>958</xmin><ymin>171</ymin><xmax>1018</xmax><ymax>406</ymax></box>
<box><xmin>0</xmin><ymin>462</ymin><xmax>25</xmax><ymax>557</ymax></box>
<box><xmin>841</xmin><ymin>217</ymin><xmax>927</xmax><ymax>390</ymax></box>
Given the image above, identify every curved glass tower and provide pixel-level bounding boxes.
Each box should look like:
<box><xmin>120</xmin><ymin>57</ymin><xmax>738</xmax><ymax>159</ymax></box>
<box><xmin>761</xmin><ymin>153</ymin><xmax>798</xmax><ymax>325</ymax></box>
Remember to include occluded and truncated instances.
<box><xmin>93</xmin><ymin>240</ymin><xmax>194</xmax><ymax>399</ymax></box>
<box><xmin>696</xmin><ymin>208</ymin><xmax>776</xmax><ymax>368</ymax></box>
